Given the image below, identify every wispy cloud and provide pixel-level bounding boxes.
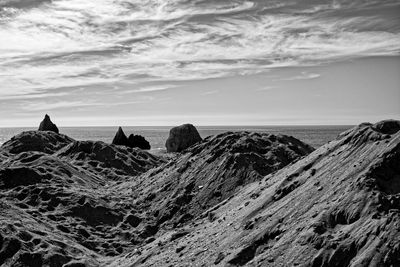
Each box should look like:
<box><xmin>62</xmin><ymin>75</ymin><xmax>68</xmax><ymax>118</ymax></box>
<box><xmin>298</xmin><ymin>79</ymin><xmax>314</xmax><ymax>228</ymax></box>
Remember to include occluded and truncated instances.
<box><xmin>279</xmin><ymin>72</ymin><xmax>321</xmax><ymax>81</ymax></box>
<box><xmin>118</xmin><ymin>84</ymin><xmax>177</xmax><ymax>94</ymax></box>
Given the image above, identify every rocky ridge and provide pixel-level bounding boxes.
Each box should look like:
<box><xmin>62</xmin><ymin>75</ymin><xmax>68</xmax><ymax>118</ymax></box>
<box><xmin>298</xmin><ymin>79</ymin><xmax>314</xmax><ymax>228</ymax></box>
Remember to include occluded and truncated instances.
<box><xmin>0</xmin><ymin>120</ymin><xmax>399</xmax><ymax>266</ymax></box>
<box><xmin>118</xmin><ymin>120</ymin><xmax>400</xmax><ymax>267</ymax></box>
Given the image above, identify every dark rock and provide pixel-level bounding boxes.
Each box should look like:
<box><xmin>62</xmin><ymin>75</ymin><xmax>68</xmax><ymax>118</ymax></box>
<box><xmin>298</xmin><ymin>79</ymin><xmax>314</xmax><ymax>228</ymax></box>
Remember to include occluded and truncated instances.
<box><xmin>112</xmin><ymin>127</ymin><xmax>129</xmax><ymax>146</ymax></box>
<box><xmin>165</xmin><ymin>124</ymin><xmax>202</xmax><ymax>152</ymax></box>
<box><xmin>112</xmin><ymin>127</ymin><xmax>151</xmax><ymax>150</ymax></box>
<box><xmin>214</xmin><ymin>252</ymin><xmax>225</xmax><ymax>264</ymax></box>
<box><xmin>0</xmin><ymin>167</ymin><xmax>43</xmax><ymax>189</ymax></box>
<box><xmin>175</xmin><ymin>246</ymin><xmax>186</xmax><ymax>253</ymax></box>
<box><xmin>38</xmin><ymin>114</ymin><xmax>59</xmax><ymax>133</ymax></box>
<box><xmin>170</xmin><ymin>230</ymin><xmax>190</xmax><ymax>241</ymax></box>
<box><xmin>125</xmin><ymin>214</ymin><xmax>142</xmax><ymax>227</ymax></box>
<box><xmin>373</xmin><ymin>119</ymin><xmax>400</xmax><ymax>134</ymax></box>
<box><xmin>0</xmin><ymin>238</ymin><xmax>21</xmax><ymax>265</ymax></box>
<box><xmin>128</xmin><ymin>134</ymin><xmax>151</xmax><ymax>150</ymax></box>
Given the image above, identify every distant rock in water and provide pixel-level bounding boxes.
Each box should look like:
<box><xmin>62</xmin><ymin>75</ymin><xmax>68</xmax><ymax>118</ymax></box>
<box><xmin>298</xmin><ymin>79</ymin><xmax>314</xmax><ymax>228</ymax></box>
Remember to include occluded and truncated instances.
<box><xmin>165</xmin><ymin>124</ymin><xmax>202</xmax><ymax>152</ymax></box>
<box><xmin>112</xmin><ymin>127</ymin><xmax>129</xmax><ymax>146</ymax></box>
<box><xmin>128</xmin><ymin>134</ymin><xmax>151</xmax><ymax>150</ymax></box>
<box><xmin>38</xmin><ymin>114</ymin><xmax>59</xmax><ymax>133</ymax></box>
<box><xmin>112</xmin><ymin>127</ymin><xmax>151</xmax><ymax>150</ymax></box>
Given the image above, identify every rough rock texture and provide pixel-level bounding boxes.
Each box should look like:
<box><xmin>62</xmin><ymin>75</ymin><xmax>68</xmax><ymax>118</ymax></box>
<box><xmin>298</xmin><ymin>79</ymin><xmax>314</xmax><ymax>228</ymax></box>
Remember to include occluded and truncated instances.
<box><xmin>112</xmin><ymin>127</ymin><xmax>151</xmax><ymax>150</ymax></box>
<box><xmin>1</xmin><ymin>120</ymin><xmax>399</xmax><ymax>267</ymax></box>
<box><xmin>117</xmin><ymin>120</ymin><xmax>400</xmax><ymax>267</ymax></box>
<box><xmin>165</xmin><ymin>124</ymin><xmax>202</xmax><ymax>152</ymax></box>
<box><xmin>38</xmin><ymin>114</ymin><xmax>59</xmax><ymax>133</ymax></box>
<box><xmin>117</xmin><ymin>131</ymin><xmax>314</xmax><ymax>227</ymax></box>
<box><xmin>0</xmin><ymin>131</ymin><xmax>164</xmax><ymax>266</ymax></box>
<box><xmin>1</xmin><ymin>131</ymin><xmax>74</xmax><ymax>154</ymax></box>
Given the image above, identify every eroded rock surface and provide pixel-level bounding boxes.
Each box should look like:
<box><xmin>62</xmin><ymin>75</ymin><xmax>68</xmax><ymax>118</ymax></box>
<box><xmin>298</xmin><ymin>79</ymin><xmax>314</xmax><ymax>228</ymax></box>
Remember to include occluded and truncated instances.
<box><xmin>0</xmin><ymin>131</ymin><xmax>164</xmax><ymax>266</ymax></box>
<box><xmin>115</xmin><ymin>120</ymin><xmax>400</xmax><ymax>267</ymax></box>
<box><xmin>1</xmin><ymin>120</ymin><xmax>399</xmax><ymax>267</ymax></box>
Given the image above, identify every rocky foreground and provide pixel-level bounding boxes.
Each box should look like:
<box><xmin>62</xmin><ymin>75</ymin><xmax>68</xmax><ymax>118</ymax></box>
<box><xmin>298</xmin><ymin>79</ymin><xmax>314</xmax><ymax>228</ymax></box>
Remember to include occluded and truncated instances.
<box><xmin>0</xmin><ymin>120</ymin><xmax>399</xmax><ymax>266</ymax></box>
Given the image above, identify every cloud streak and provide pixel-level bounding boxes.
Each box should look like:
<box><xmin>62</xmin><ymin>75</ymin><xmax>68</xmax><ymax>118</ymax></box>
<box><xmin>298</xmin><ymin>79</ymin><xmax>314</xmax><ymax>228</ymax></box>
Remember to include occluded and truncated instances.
<box><xmin>0</xmin><ymin>0</ymin><xmax>399</xmax><ymax>97</ymax></box>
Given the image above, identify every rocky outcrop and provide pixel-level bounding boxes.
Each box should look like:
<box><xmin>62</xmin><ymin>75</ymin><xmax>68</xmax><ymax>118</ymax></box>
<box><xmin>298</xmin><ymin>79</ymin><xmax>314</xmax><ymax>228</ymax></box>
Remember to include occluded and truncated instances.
<box><xmin>38</xmin><ymin>114</ymin><xmax>59</xmax><ymax>133</ymax></box>
<box><xmin>112</xmin><ymin>127</ymin><xmax>151</xmax><ymax>150</ymax></box>
<box><xmin>2</xmin><ymin>120</ymin><xmax>399</xmax><ymax>267</ymax></box>
<box><xmin>57</xmin><ymin>140</ymin><xmax>161</xmax><ymax>180</ymax></box>
<box><xmin>0</xmin><ymin>130</ymin><xmax>165</xmax><ymax>266</ymax></box>
<box><xmin>112</xmin><ymin>127</ymin><xmax>128</xmax><ymax>146</ymax></box>
<box><xmin>165</xmin><ymin>124</ymin><xmax>202</xmax><ymax>152</ymax></box>
<box><xmin>119</xmin><ymin>120</ymin><xmax>400</xmax><ymax>267</ymax></box>
<box><xmin>128</xmin><ymin>134</ymin><xmax>151</xmax><ymax>150</ymax></box>
<box><xmin>115</xmin><ymin>131</ymin><xmax>314</xmax><ymax>227</ymax></box>
<box><xmin>1</xmin><ymin>131</ymin><xmax>74</xmax><ymax>154</ymax></box>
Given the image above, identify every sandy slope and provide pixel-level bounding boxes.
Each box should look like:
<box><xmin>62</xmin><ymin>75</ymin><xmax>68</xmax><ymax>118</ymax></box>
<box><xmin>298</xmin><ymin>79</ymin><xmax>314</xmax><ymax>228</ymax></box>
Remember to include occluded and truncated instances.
<box><xmin>1</xmin><ymin>121</ymin><xmax>399</xmax><ymax>267</ymax></box>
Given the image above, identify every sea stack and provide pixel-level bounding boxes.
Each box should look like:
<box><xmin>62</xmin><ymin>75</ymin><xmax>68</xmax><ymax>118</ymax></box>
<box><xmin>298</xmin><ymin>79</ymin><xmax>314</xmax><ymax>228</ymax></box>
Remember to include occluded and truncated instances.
<box><xmin>128</xmin><ymin>134</ymin><xmax>151</xmax><ymax>150</ymax></box>
<box><xmin>38</xmin><ymin>114</ymin><xmax>59</xmax><ymax>133</ymax></box>
<box><xmin>112</xmin><ymin>127</ymin><xmax>151</xmax><ymax>150</ymax></box>
<box><xmin>165</xmin><ymin>123</ymin><xmax>202</xmax><ymax>152</ymax></box>
<box><xmin>112</xmin><ymin>127</ymin><xmax>129</xmax><ymax>146</ymax></box>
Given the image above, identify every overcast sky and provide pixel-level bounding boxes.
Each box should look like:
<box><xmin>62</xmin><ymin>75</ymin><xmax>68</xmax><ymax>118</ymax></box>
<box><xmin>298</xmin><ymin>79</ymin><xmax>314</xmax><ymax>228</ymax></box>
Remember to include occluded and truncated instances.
<box><xmin>0</xmin><ymin>0</ymin><xmax>399</xmax><ymax>126</ymax></box>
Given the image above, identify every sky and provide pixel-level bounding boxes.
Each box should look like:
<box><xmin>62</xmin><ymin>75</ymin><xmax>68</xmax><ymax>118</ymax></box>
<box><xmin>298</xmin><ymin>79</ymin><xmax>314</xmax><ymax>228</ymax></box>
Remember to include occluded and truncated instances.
<box><xmin>0</xmin><ymin>0</ymin><xmax>399</xmax><ymax>126</ymax></box>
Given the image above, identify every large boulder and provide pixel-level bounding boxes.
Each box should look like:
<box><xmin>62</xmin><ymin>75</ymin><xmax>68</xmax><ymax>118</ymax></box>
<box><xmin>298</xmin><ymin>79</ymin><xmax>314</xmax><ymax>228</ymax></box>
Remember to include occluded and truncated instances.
<box><xmin>165</xmin><ymin>124</ymin><xmax>202</xmax><ymax>152</ymax></box>
<box><xmin>38</xmin><ymin>114</ymin><xmax>59</xmax><ymax>133</ymax></box>
<box><xmin>128</xmin><ymin>134</ymin><xmax>151</xmax><ymax>150</ymax></box>
<box><xmin>112</xmin><ymin>127</ymin><xmax>129</xmax><ymax>146</ymax></box>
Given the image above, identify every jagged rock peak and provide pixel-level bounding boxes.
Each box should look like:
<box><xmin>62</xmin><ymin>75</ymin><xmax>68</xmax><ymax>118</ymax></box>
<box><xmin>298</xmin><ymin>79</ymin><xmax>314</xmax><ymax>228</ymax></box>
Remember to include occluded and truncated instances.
<box><xmin>112</xmin><ymin>127</ymin><xmax>151</xmax><ymax>150</ymax></box>
<box><xmin>38</xmin><ymin>114</ymin><xmax>59</xmax><ymax>133</ymax></box>
<box><xmin>165</xmin><ymin>123</ymin><xmax>202</xmax><ymax>152</ymax></box>
<box><xmin>112</xmin><ymin>127</ymin><xmax>129</xmax><ymax>146</ymax></box>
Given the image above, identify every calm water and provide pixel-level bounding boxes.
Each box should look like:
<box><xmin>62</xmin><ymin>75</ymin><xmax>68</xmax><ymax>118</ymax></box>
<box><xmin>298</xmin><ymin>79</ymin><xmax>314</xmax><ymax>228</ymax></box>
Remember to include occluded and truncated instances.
<box><xmin>0</xmin><ymin>126</ymin><xmax>352</xmax><ymax>152</ymax></box>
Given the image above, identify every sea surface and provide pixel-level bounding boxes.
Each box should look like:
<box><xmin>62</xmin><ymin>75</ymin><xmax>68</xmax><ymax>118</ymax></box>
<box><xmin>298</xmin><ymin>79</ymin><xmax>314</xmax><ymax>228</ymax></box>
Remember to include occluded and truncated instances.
<box><xmin>0</xmin><ymin>126</ymin><xmax>352</xmax><ymax>152</ymax></box>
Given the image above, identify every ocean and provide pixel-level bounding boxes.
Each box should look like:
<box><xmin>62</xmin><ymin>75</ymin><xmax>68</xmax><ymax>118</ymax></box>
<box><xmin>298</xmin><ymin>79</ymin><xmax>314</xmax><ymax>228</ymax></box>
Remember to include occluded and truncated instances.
<box><xmin>0</xmin><ymin>126</ymin><xmax>351</xmax><ymax>152</ymax></box>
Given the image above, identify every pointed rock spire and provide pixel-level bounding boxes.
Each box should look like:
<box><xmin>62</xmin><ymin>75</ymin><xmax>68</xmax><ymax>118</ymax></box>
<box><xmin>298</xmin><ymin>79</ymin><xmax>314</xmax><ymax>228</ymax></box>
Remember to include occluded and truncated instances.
<box><xmin>38</xmin><ymin>114</ymin><xmax>59</xmax><ymax>133</ymax></box>
<box><xmin>112</xmin><ymin>127</ymin><xmax>129</xmax><ymax>146</ymax></box>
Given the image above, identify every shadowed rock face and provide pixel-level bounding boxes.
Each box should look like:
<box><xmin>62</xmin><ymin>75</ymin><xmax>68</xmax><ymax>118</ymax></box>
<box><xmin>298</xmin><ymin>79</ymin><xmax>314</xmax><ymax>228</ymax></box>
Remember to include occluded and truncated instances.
<box><xmin>165</xmin><ymin>124</ymin><xmax>202</xmax><ymax>152</ymax></box>
<box><xmin>38</xmin><ymin>114</ymin><xmax>59</xmax><ymax>133</ymax></box>
<box><xmin>128</xmin><ymin>134</ymin><xmax>151</xmax><ymax>150</ymax></box>
<box><xmin>111</xmin><ymin>127</ymin><xmax>128</xmax><ymax>146</ymax></box>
